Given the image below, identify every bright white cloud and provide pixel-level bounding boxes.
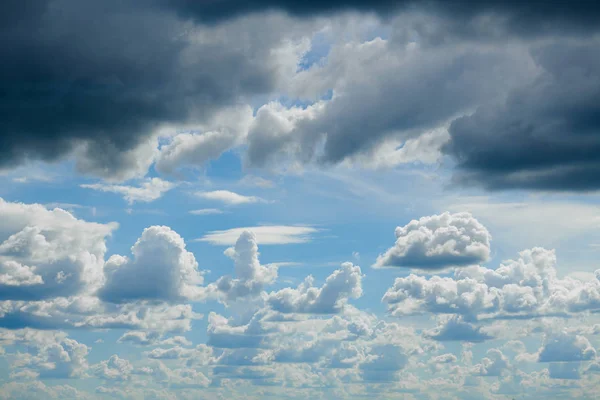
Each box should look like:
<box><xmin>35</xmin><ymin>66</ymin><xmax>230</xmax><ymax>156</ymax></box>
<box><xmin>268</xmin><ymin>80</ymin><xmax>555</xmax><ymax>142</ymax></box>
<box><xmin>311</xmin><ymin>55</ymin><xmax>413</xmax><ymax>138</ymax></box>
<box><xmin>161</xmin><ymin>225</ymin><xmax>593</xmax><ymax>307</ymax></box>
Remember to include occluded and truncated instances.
<box><xmin>0</xmin><ymin>198</ymin><xmax>117</xmax><ymax>299</ymax></box>
<box><xmin>267</xmin><ymin>262</ymin><xmax>363</xmax><ymax>314</ymax></box>
<box><xmin>383</xmin><ymin>247</ymin><xmax>600</xmax><ymax>321</ymax></box>
<box><xmin>195</xmin><ymin>190</ymin><xmax>266</xmax><ymax>206</ymax></box>
<box><xmin>81</xmin><ymin>178</ymin><xmax>175</xmax><ymax>204</ymax></box>
<box><xmin>196</xmin><ymin>225</ymin><xmax>318</xmax><ymax>245</ymax></box>
<box><xmin>209</xmin><ymin>231</ymin><xmax>278</xmax><ymax>303</ymax></box>
<box><xmin>374</xmin><ymin>212</ymin><xmax>491</xmax><ymax>270</ymax></box>
<box><xmin>99</xmin><ymin>226</ymin><xmax>205</xmax><ymax>303</ymax></box>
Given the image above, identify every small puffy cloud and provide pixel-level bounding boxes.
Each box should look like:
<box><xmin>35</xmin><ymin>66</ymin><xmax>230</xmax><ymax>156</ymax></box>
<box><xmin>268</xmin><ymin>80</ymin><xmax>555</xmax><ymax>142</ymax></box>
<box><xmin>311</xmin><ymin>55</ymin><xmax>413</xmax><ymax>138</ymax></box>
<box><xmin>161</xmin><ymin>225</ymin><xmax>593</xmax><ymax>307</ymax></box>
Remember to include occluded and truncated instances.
<box><xmin>374</xmin><ymin>212</ymin><xmax>491</xmax><ymax>270</ymax></box>
<box><xmin>267</xmin><ymin>262</ymin><xmax>363</xmax><ymax>314</ymax></box>
<box><xmin>210</xmin><ymin>231</ymin><xmax>278</xmax><ymax>302</ymax></box>
<box><xmin>473</xmin><ymin>349</ymin><xmax>511</xmax><ymax>376</ymax></box>
<box><xmin>195</xmin><ymin>190</ymin><xmax>265</xmax><ymax>205</ymax></box>
<box><xmin>99</xmin><ymin>226</ymin><xmax>205</xmax><ymax>303</ymax></box>
<box><xmin>81</xmin><ymin>178</ymin><xmax>175</xmax><ymax>204</ymax></box>
<box><xmin>424</xmin><ymin>316</ymin><xmax>494</xmax><ymax>343</ymax></box>
<box><xmin>538</xmin><ymin>332</ymin><xmax>596</xmax><ymax>363</ymax></box>
<box><xmin>196</xmin><ymin>225</ymin><xmax>318</xmax><ymax>245</ymax></box>
<box><xmin>92</xmin><ymin>355</ymin><xmax>134</xmax><ymax>381</ymax></box>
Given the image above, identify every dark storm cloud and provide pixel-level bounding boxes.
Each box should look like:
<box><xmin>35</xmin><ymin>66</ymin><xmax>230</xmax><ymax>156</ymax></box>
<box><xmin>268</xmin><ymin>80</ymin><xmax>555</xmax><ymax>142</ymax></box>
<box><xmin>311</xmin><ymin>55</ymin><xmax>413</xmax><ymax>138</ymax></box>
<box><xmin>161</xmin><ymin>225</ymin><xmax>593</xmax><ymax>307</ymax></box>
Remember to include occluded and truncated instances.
<box><xmin>0</xmin><ymin>0</ymin><xmax>299</xmax><ymax>179</ymax></box>
<box><xmin>164</xmin><ymin>0</ymin><xmax>600</xmax><ymax>34</ymax></box>
<box><xmin>444</xmin><ymin>41</ymin><xmax>600</xmax><ymax>191</ymax></box>
<box><xmin>2</xmin><ymin>0</ymin><xmax>600</xmax><ymax>181</ymax></box>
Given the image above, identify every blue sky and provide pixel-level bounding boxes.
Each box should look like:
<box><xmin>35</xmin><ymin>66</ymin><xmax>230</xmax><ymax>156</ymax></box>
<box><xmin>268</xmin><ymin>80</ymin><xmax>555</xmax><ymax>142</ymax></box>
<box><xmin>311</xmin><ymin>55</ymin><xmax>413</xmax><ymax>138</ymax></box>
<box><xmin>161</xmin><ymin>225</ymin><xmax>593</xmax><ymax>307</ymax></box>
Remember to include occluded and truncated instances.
<box><xmin>1</xmin><ymin>1</ymin><xmax>600</xmax><ymax>399</ymax></box>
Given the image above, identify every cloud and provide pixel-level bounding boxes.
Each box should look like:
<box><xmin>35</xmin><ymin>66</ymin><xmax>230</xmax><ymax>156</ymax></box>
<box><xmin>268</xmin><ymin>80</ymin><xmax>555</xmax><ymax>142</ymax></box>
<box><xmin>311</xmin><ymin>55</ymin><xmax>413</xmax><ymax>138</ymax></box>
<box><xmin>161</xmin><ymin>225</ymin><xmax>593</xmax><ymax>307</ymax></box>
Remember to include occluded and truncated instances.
<box><xmin>383</xmin><ymin>247</ymin><xmax>600</xmax><ymax>320</ymax></box>
<box><xmin>374</xmin><ymin>212</ymin><xmax>491</xmax><ymax>270</ymax></box>
<box><xmin>6</xmin><ymin>331</ymin><xmax>89</xmax><ymax>379</ymax></box>
<box><xmin>0</xmin><ymin>2</ymin><xmax>312</xmax><ymax>179</ymax></box>
<box><xmin>92</xmin><ymin>355</ymin><xmax>134</xmax><ymax>381</ymax></box>
<box><xmin>165</xmin><ymin>1</ymin><xmax>600</xmax><ymax>36</ymax></box>
<box><xmin>358</xmin><ymin>344</ymin><xmax>408</xmax><ymax>382</ymax></box>
<box><xmin>538</xmin><ymin>332</ymin><xmax>596</xmax><ymax>363</ymax></box>
<box><xmin>155</xmin><ymin>105</ymin><xmax>254</xmax><ymax>174</ymax></box>
<box><xmin>195</xmin><ymin>190</ymin><xmax>266</xmax><ymax>205</ymax></box>
<box><xmin>210</xmin><ymin>231</ymin><xmax>278</xmax><ymax>303</ymax></box>
<box><xmin>472</xmin><ymin>349</ymin><xmax>511</xmax><ymax>376</ymax></box>
<box><xmin>99</xmin><ymin>226</ymin><xmax>205</xmax><ymax>303</ymax></box>
<box><xmin>267</xmin><ymin>262</ymin><xmax>363</xmax><ymax>314</ymax></box>
<box><xmin>246</xmin><ymin>35</ymin><xmax>533</xmax><ymax>171</ymax></box>
<box><xmin>424</xmin><ymin>316</ymin><xmax>494</xmax><ymax>343</ymax></box>
<box><xmin>0</xmin><ymin>198</ymin><xmax>117</xmax><ymax>300</ymax></box>
<box><xmin>196</xmin><ymin>225</ymin><xmax>318</xmax><ymax>245</ymax></box>
<box><xmin>444</xmin><ymin>40</ymin><xmax>600</xmax><ymax>191</ymax></box>
<box><xmin>189</xmin><ymin>208</ymin><xmax>224</xmax><ymax>216</ymax></box>
<box><xmin>81</xmin><ymin>178</ymin><xmax>175</xmax><ymax>204</ymax></box>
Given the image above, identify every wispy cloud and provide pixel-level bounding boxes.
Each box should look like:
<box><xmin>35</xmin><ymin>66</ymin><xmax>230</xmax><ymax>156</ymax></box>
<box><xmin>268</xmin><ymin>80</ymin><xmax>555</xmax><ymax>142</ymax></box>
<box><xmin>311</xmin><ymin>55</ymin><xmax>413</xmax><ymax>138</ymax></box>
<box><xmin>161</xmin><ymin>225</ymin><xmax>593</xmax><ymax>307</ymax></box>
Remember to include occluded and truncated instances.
<box><xmin>81</xmin><ymin>178</ymin><xmax>175</xmax><ymax>204</ymax></box>
<box><xmin>196</xmin><ymin>225</ymin><xmax>318</xmax><ymax>245</ymax></box>
<box><xmin>195</xmin><ymin>190</ymin><xmax>266</xmax><ymax>205</ymax></box>
<box><xmin>189</xmin><ymin>208</ymin><xmax>224</xmax><ymax>216</ymax></box>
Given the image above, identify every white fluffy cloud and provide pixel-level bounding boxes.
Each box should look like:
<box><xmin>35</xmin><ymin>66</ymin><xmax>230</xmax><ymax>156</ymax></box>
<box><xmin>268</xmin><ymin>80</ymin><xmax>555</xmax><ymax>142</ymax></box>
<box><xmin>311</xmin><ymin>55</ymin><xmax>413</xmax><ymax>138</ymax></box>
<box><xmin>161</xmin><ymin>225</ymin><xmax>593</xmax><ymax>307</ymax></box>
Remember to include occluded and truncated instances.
<box><xmin>4</xmin><ymin>330</ymin><xmax>89</xmax><ymax>379</ymax></box>
<box><xmin>99</xmin><ymin>226</ymin><xmax>205</xmax><ymax>303</ymax></box>
<box><xmin>210</xmin><ymin>231</ymin><xmax>278</xmax><ymax>303</ymax></box>
<box><xmin>374</xmin><ymin>212</ymin><xmax>491</xmax><ymax>269</ymax></box>
<box><xmin>0</xmin><ymin>198</ymin><xmax>117</xmax><ymax>300</ymax></box>
<box><xmin>383</xmin><ymin>247</ymin><xmax>600</xmax><ymax>320</ymax></box>
<box><xmin>92</xmin><ymin>355</ymin><xmax>134</xmax><ymax>381</ymax></box>
<box><xmin>267</xmin><ymin>263</ymin><xmax>363</xmax><ymax>314</ymax></box>
<box><xmin>81</xmin><ymin>178</ymin><xmax>175</xmax><ymax>204</ymax></box>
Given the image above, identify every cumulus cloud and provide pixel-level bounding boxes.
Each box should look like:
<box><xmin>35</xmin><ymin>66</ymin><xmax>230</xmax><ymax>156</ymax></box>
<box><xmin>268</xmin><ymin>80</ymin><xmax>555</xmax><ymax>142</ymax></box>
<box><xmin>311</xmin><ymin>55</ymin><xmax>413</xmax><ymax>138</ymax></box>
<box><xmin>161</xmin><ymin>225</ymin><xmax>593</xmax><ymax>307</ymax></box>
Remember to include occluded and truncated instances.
<box><xmin>6</xmin><ymin>330</ymin><xmax>89</xmax><ymax>379</ymax></box>
<box><xmin>538</xmin><ymin>332</ymin><xmax>596</xmax><ymax>363</ymax></box>
<box><xmin>374</xmin><ymin>212</ymin><xmax>491</xmax><ymax>269</ymax></box>
<box><xmin>99</xmin><ymin>226</ymin><xmax>205</xmax><ymax>303</ymax></box>
<box><xmin>210</xmin><ymin>231</ymin><xmax>278</xmax><ymax>302</ymax></box>
<box><xmin>267</xmin><ymin>262</ymin><xmax>363</xmax><ymax>314</ymax></box>
<box><xmin>0</xmin><ymin>198</ymin><xmax>116</xmax><ymax>300</ymax></box>
<box><xmin>81</xmin><ymin>178</ymin><xmax>176</xmax><ymax>204</ymax></box>
<box><xmin>92</xmin><ymin>355</ymin><xmax>133</xmax><ymax>381</ymax></box>
<box><xmin>383</xmin><ymin>247</ymin><xmax>600</xmax><ymax>320</ymax></box>
<box><xmin>196</xmin><ymin>225</ymin><xmax>318</xmax><ymax>245</ymax></box>
<box><xmin>472</xmin><ymin>349</ymin><xmax>511</xmax><ymax>376</ymax></box>
<box><xmin>424</xmin><ymin>316</ymin><xmax>494</xmax><ymax>343</ymax></box>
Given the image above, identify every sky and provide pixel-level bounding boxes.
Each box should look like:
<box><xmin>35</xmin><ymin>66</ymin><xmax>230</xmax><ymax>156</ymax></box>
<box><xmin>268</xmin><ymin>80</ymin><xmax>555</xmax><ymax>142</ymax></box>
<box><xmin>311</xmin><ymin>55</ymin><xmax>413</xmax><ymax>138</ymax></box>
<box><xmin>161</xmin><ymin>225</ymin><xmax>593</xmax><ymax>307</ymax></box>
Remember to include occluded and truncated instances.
<box><xmin>1</xmin><ymin>1</ymin><xmax>600</xmax><ymax>399</ymax></box>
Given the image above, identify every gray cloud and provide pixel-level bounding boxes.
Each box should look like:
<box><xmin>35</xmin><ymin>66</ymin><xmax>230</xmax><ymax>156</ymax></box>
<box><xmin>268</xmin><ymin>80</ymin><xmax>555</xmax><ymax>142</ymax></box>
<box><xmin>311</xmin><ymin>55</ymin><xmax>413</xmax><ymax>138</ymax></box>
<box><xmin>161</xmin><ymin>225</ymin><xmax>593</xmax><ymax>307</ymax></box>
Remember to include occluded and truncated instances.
<box><xmin>445</xmin><ymin>40</ymin><xmax>600</xmax><ymax>191</ymax></box>
<box><xmin>0</xmin><ymin>0</ymin><xmax>310</xmax><ymax>180</ymax></box>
